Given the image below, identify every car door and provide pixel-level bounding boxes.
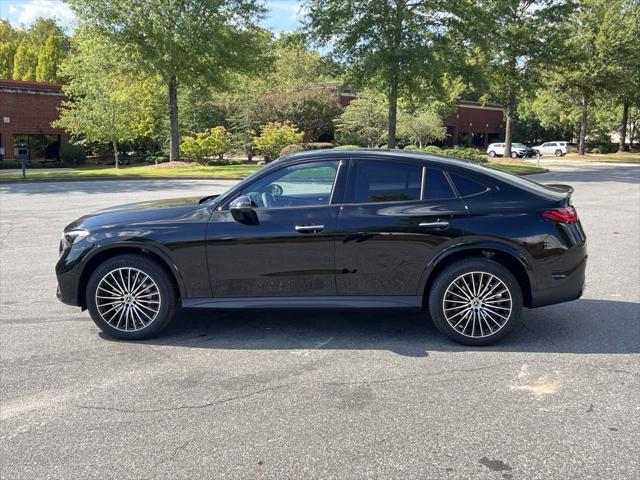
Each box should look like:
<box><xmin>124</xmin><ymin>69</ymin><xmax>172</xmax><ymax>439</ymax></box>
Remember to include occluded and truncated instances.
<box><xmin>495</xmin><ymin>143</ymin><xmax>504</xmax><ymax>156</ymax></box>
<box><xmin>206</xmin><ymin>159</ymin><xmax>345</xmax><ymax>297</ymax></box>
<box><xmin>334</xmin><ymin>158</ymin><xmax>468</xmax><ymax>296</ymax></box>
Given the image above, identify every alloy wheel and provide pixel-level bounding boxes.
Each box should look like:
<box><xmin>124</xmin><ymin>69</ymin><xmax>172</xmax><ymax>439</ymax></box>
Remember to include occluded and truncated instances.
<box><xmin>442</xmin><ymin>271</ymin><xmax>512</xmax><ymax>338</ymax></box>
<box><xmin>95</xmin><ymin>267</ymin><xmax>161</xmax><ymax>331</ymax></box>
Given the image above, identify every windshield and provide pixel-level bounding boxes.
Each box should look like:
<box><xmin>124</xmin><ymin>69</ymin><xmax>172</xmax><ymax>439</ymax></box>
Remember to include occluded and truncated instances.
<box><xmin>512</xmin><ymin>143</ymin><xmax>527</xmax><ymax>148</ymax></box>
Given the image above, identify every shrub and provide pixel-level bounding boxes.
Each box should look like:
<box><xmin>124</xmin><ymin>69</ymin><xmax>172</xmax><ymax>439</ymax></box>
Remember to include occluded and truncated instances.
<box><xmin>334</xmin><ymin>144</ymin><xmax>361</xmax><ymax>150</ymax></box>
<box><xmin>280</xmin><ymin>144</ymin><xmax>305</xmax><ymax>157</ymax></box>
<box><xmin>441</xmin><ymin>147</ymin><xmax>486</xmax><ymax>163</ymax></box>
<box><xmin>421</xmin><ymin>145</ymin><xmax>442</xmax><ymax>154</ymax></box>
<box><xmin>59</xmin><ymin>142</ymin><xmax>87</xmax><ymax>165</ymax></box>
<box><xmin>144</xmin><ymin>155</ymin><xmax>169</xmax><ymax>164</ymax></box>
<box><xmin>181</xmin><ymin>126</ymin><xmax>232</xmax><ymax>163</ymax></box>
<box><xmin>205</xmin><ymin>158</ymin><xmax>243</xmax><ymax>166</ymax></box>
<box><xmin>254</xmin><ymin>122</ymin><xmax>304</xmax><ymax>162</ymax></box>
<box><xmin>302</xmin><ymin>142</ymin><xmax>334</xmax><ymax>151</ymax></box>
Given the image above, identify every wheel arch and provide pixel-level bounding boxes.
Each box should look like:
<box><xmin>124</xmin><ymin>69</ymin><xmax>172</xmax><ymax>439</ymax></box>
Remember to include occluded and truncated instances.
<box><xmin>77</xmin><ymin>243</ymin><xmax>185</xmax><ymax>308</ymax></box>
<box><xmin>420</xmin><ymin>243</ymin><xmax>534</xmax><ymax>308</ymax></box>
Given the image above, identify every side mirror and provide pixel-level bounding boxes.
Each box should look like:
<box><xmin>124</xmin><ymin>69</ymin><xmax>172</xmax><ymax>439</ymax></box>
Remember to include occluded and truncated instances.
<box><xmin>229</xmin><ymin>195</ymin><xmax>258</xmax><ymax>224</ymax></box>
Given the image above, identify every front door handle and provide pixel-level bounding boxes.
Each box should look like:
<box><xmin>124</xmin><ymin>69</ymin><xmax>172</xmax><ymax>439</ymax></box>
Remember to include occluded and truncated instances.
<box><xmin>419</xmin><ymin>220</ymin><xmax>449</xmax><ymax>229</ymax></box>
<box><xmin>295</xmin><ymin>224</ymin><xmax>324</xmax><ymax>233</ymax></box>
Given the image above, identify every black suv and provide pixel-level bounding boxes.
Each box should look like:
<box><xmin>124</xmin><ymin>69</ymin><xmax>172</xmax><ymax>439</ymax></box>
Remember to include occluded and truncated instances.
<box><xmin>56</xmin><ymin>150</ymin><xmax>587</xmax><ymax>345</ymax></box>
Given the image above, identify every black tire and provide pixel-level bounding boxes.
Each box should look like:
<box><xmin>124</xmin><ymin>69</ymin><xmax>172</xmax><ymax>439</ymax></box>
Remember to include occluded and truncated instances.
<box><xmin>555</xmin><ymin>149</ymin><xmax>562</xmax><ymax>157</ymax></box>
<box><xmin>86</xmin><ymin>254</ymin><xmax>178</xmax><ymax>340</ymax></box>
<box><xmin>488</xmin><ymin>150</ymin><xmax>496</xmax><ymax>158</ymax></box>
<box><xmin>428</xmin><ymin>258</ymin><xmax>522</xmax><ymax>346</ymax></box>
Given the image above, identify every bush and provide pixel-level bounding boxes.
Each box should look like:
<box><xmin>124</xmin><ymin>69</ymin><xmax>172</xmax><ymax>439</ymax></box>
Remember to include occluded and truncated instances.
<box><xmin>441</xmin><ymin>147</ymin><xmax>486</xmax><ymax>163</ymax></box>
<box><xmin>205</xmin><ymin>158</ymin><xmax>243</xmax><ymax>166</ymax></box>
<box><xmin>254</xmin><ymin>122</ymin><xmax>304</xmax><ymax>162</ymax></box>
<box><xmin>280</xmin><ymin>144</ymin><xmax>305</xmax><ymax>157</ymax></box>
<box><xmin>181</xmin><ymin>126</ymin><xmax>232</xmax><ymax>163</ymax></box>
<box><xmin>421</xmin><ymin>145</ymin><xmax>442</xmax><ymax>154</ymax></box>
<box><xmin>144</xmin><ymin>155</ymin><xmax>169</xmax><ymax>165</ymax></box>
<box><xmin>59</xmin><ymin>142</ymin><xmax>87</xmax><ymax>165</ymax></box>
<box><xmin>302</xmin><ymin>142</ymin><xmax>334</xmax><ymax>151</ymax></box>
<box><xmin>0</xmin><ymin>160</ymin><xmax>23</xmax><ymax>169</ymax></box>
<box><xmin>334</xmin><ymin>144</ymin><xmax>360</xmax><ymax>150</ymax></box>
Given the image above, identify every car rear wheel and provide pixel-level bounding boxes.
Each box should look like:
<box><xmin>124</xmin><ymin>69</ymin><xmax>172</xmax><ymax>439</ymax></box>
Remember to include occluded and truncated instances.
<box><xmin>428</xmin><ymin>258</ymin><xmax>522</xmax><ymax>346</ymax></box>
<box><xmin>555</xmin><ymin>149</ymin><xmax>562</xmax><ymax>157</ymax></box>
<box><xmin>488</xmin><ymin>150</ymin><xmax>496</xmax><ymax>157</ymax></box>
<box><xmin>86</xmin><ymin>254</ymin><xmax>178</xmax><ymax>340</ymax></box>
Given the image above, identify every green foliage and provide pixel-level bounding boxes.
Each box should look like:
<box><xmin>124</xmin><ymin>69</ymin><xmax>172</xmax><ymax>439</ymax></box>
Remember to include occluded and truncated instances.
<box><xmin>302</xmin><ymin>142</ymin><xmax>334</xmax><ymax>150</ymax></box>
<box><xmin>407</xmin><ymin>145</ymin><xmax>486</xmax><ymax>163</ymax></box>
<box><xmin>36</xmin><ymin>35</ymin><xmax>67</xmax><ymax>82</ymax></box>
<box><xmin>67</xmin><ymin>0</ymin><xmax>268</xmax><ymax>160</ymax></box>
<box><xmin>252</xmin><ymin>88</ymin><xmax>343</xmax><ymax>142</ymax></box>
<box><xmin>59</xmin><ymin>142</ymin><xmax>87</xmax><ymax>165</ymax></box>
<box><xmin>397</xmin><ymin>109</ymin><xmax>446</xmax><ymax>148</ymax></box>
<box><xmin>279</xmin><ymin>144</ymin><xmax>306</xmax><ymax>157</ymax></box>
<box><xmin>53</xmin><ymin>27</ymin><xmax>166</xmax><ymax>167</ymax></box>
<box><xmin>253</xmin><ymin>122</ymin><xmax>304</xmax><ymax>162</ymax></box>
<box><xmin>333</xmin><ymin>145</ymin><xmax>360</xmax><ymax>150</ymax></box>
<box><xmin>305</xmin><ymin>0</ymin><xmax>452</xmax><ymax>147</ymax></box>
<box><xmin>12</xmin><ymin>42</ymin><xmax>37</xmax><ymax>80</ymax></box>
<box><xmin>334</xmin><ymin>93</ymin><xmax>388</xmax><ymax>147</ymax></box>
<box><xmin>180</xmin><ymin>127</ymin><xmax>232</xmax><ymax>163</ymax></box>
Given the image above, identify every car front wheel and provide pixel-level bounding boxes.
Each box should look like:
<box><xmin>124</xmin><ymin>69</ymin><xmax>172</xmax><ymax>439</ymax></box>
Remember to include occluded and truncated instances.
<box><xmin>428</xmin><ymin>258</ymin><xmax>523</xmax><ymax>346</ymax></box>
<box><xmin>488</xmin><ymin>150</ymin><xmax>496</xmax><ymax>157</ymax></box>
<box><xmin>86</xmin><ymin>254</ymin><xmax>178</xmax><ymax>340</ymax></box>
<box><xmin>511</xmin><ymin>151</ymin><xmax>519</xmax><ymax>158</ymax></box>
<box><xmin>555</xmin><ymin>149</ymin><xmax>562</xmax><ymax>157</ymax></box>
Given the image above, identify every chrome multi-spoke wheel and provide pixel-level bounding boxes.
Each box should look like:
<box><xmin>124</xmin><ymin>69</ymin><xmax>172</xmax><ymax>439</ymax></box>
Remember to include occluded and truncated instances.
<box><xmin>95</xmin><ymin>267</ymin><xmax>161</xmax><ymax>332</ymax></box>
<box><xmin>442</xmin><ymin>271</ymin><xmax>512</xmax><ymax>338</ymax></box>
<box><xmin>428</xmin><ymin>259</ymin><xmax>522</xmax><ymax>346</ymax></box>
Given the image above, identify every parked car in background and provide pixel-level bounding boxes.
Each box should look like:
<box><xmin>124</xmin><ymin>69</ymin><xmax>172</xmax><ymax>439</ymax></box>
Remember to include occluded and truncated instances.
<box><xmin>532</xmin><ymin>142</ymin><xmax>569</xmax><ymax>157</ymax></box>
<box><xmin>487</xmin><ymin>143</ymin><xmax>537</xmax><ymax>158</ymax></box>
<box><xmin>56</xmin><ymin>150</ymin><xmax>587</xmax><ymax>346</ymax></box>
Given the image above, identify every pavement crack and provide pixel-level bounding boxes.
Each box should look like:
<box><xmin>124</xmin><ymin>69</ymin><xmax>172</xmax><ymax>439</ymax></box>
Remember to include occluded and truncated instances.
<box><xmin>74</xmin><ymin>383</ymin><xmax>289</xmax><ymax>414</ymax></box>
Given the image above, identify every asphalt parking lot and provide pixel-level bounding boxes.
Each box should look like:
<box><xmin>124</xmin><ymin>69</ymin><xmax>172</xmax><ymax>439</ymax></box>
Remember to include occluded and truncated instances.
<box><xmin>1</xmin><ymin>162</ymin><xmax>639</xmax><ymax>479</ymax></box>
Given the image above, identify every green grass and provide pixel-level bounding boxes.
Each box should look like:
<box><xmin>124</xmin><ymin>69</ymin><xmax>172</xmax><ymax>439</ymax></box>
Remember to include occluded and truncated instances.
<box><xmin>0</xmin><ymin>163</ymin><xmax>260</xmax><ymax>181</ymax></box>
<box><xmin>487</xmin><ymin>161</ymin><xmax>547</xmax><ymax>175</ymax></box>
<box><xmin>564</xmin><ymin>152</ymin><xmax>640</xmax><ymax>163</ymax></box>
<box><xmin>0</xmin><ymin>159</ymin><xmax>546</xmax><ymax>182</ymax></box>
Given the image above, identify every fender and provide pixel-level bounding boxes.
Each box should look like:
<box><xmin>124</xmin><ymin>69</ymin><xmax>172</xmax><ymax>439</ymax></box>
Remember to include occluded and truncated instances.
<box><xmin>417</xmin><ymin>239</ymin><xmax>537</xmax><ymax>295</ymax></box>
<box><xmin>79</xmin><ymin>240</ymin><xmax>188</xmax><ymax>300</ymax></box>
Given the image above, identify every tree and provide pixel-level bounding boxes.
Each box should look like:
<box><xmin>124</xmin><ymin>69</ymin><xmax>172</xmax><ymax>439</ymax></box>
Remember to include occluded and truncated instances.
<box><xmin>460</xmin><ymin>1</ymin><xmax>573</xmax><ymax>157</ymax></box>
<box><xmin>253</xmin><ymin>122</ymin><xmax>304</xmax><ymax>162</ymax></box>
<box><xmin>53</xmin><ymin>28</ymin><xmax>165</xmax><ymax>168</ymax></box>
<box><xmin>12</xmin><ymin>42</ymin><xmax>38</xmax><ymax>80</ymax></box>
<box><xmin>334</xmin><ymin>93</ymin><xmax>388</xmax><ymax>147</ymax></box>
<box><xmin>67</xmin><ymin>0</ymin><xmax>267</xmax><ymax>162</ymax></box>
<box><xmin>541</xmin><ymin>0</ymin><xmax>637</xmax><ymax>154</ymax></box>
<box><xmin>305</xmin><ymin>0</ymin><xmax>451</xmax><ymax>148</ymax></box>
<box><xmin>36</xmin><ymin>35</ymin><xmax>67</xmax><ymax>82</ymax></box>
<box><xmin>397</xmin><ymin>109</ymin><xmax>446</xmax><ymax>148</ymax></box>
<box><xmin>0</xmin><ymin>20</ymin><xmax>18</xmax><ymax>79</ymax></box>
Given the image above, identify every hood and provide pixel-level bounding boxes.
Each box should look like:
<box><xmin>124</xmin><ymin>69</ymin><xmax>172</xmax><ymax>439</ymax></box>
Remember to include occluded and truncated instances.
<box><xmin>65</xmin><ymin>196</ymin><xmax>208</xmax><ymax>232</ymax></box>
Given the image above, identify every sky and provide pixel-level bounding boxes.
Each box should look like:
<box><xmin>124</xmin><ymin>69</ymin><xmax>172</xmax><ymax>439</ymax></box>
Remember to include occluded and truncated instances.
<box><xmin>0</xmin><ymin>0</ymin><xmax>305</xmax><ymax>33</ymax></box>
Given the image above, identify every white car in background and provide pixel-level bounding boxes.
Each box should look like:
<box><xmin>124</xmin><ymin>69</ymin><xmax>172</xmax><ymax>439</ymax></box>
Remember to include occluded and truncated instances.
<box><xmin>487</xmin><ymin>142</ymin><xmax>536</xmax><ymax>158</ymax></box>
<box><xmin>532</xmin><ymin>141</ymin><xmax>569</xmax><ymax>157</ymax></box>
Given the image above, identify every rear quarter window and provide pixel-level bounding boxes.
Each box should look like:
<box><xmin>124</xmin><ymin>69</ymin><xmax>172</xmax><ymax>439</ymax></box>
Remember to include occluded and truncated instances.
<box><xmin>449</xmin><ymin>173</ymin><xmax>489</xmax><ymax>197</ymax></box>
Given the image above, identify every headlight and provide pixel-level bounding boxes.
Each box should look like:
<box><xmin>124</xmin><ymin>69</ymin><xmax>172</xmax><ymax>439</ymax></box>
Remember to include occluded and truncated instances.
<box><xmin>60</xmin><ymin>229</ymin><xmax>90</xmax><ymax>251</ymax></box>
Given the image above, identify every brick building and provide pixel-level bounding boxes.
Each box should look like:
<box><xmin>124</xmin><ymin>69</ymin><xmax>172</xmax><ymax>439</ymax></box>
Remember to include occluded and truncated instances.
<box><xmin>443</xmin><ymin>99</ymin><xmax>504</xmax><ymax>148</ymax></box>
<box><xmin>0</xmin><ymin>79</ymin><xmax>69</xmax><ymax>162</ymax></box>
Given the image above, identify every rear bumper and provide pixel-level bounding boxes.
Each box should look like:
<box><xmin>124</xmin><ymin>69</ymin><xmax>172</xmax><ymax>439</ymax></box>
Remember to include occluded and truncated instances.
<box><xmin>530</xmin><ymin>254</ymin><xmax>587</xmax><ymax>308</ymax></box>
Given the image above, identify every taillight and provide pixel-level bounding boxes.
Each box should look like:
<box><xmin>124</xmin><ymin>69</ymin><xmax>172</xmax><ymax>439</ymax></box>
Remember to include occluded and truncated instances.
<box><xmin>543</xmin><ymin>207</ymin><xmax>578</xmax><ymax>223</ymax></box>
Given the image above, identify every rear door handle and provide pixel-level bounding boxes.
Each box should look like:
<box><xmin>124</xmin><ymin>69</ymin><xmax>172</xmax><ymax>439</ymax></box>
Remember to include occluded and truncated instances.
<box><xmin>295</xmin><ymin>224</ymin><xmax>324</xmax><ymax>233</ymax></box>
<box><xmin>419</xmin><ymin>220</ymin><xmax>449</xmax><ymax>229</ymax></box>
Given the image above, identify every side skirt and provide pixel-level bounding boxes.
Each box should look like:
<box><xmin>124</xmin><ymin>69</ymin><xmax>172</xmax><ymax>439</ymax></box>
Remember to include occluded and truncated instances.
<box><xmin>182</xmin><ymin>296</ymin><xmax>423</xmax><ymax>310</ymax></box>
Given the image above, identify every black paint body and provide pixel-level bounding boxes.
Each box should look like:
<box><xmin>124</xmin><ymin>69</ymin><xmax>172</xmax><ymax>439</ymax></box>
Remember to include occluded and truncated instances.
<box><xmin>56</xmin><ymin>150</ymin><xmax>587</xmax><ymax>311</ymax></box>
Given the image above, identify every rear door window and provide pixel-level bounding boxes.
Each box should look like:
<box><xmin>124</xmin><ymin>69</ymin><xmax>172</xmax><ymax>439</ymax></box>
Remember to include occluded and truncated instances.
<box><xmin>423</xmin><ymin>169</ymin><xmax>455</xmax><ymax>200</ymax></box>
<box><xmin>349</xmin><ymin>160</ymin><xmax>422</xmax><ymax>203</ymax></box>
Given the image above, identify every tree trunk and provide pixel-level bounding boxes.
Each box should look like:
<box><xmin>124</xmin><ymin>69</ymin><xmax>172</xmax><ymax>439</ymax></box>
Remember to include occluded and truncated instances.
<box><xmin>578</xmin><ymin>91</ymin><xmax>588</xmax><ymax>155</ymax></box>
<box><xmin>112</xmin><ymin>139</ymin><xmax>119</xmax><ymax>169</ymax></box>
<box><xmin>503</xmin><ymin>92</ymin><xmax>516</xmax><ymax>158</ymax></box>
<box><xmin>630</xmin><ymin>119</ymin><xmax>637</xmax><ymax>149</ymax></box>
<box><xmin>618</xmin><ymin>99</ymin><xmax>629</xmax><ymax>152</ymax></box>
<box><xmin>168</xmin><ymin>76</ymin><xmax>179</xmax><ymax>161</ymax></box>
<box><xmin>388</xmin><ymin>72</ymin><xmax>398</xmax><ymax>149</ymax></box>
